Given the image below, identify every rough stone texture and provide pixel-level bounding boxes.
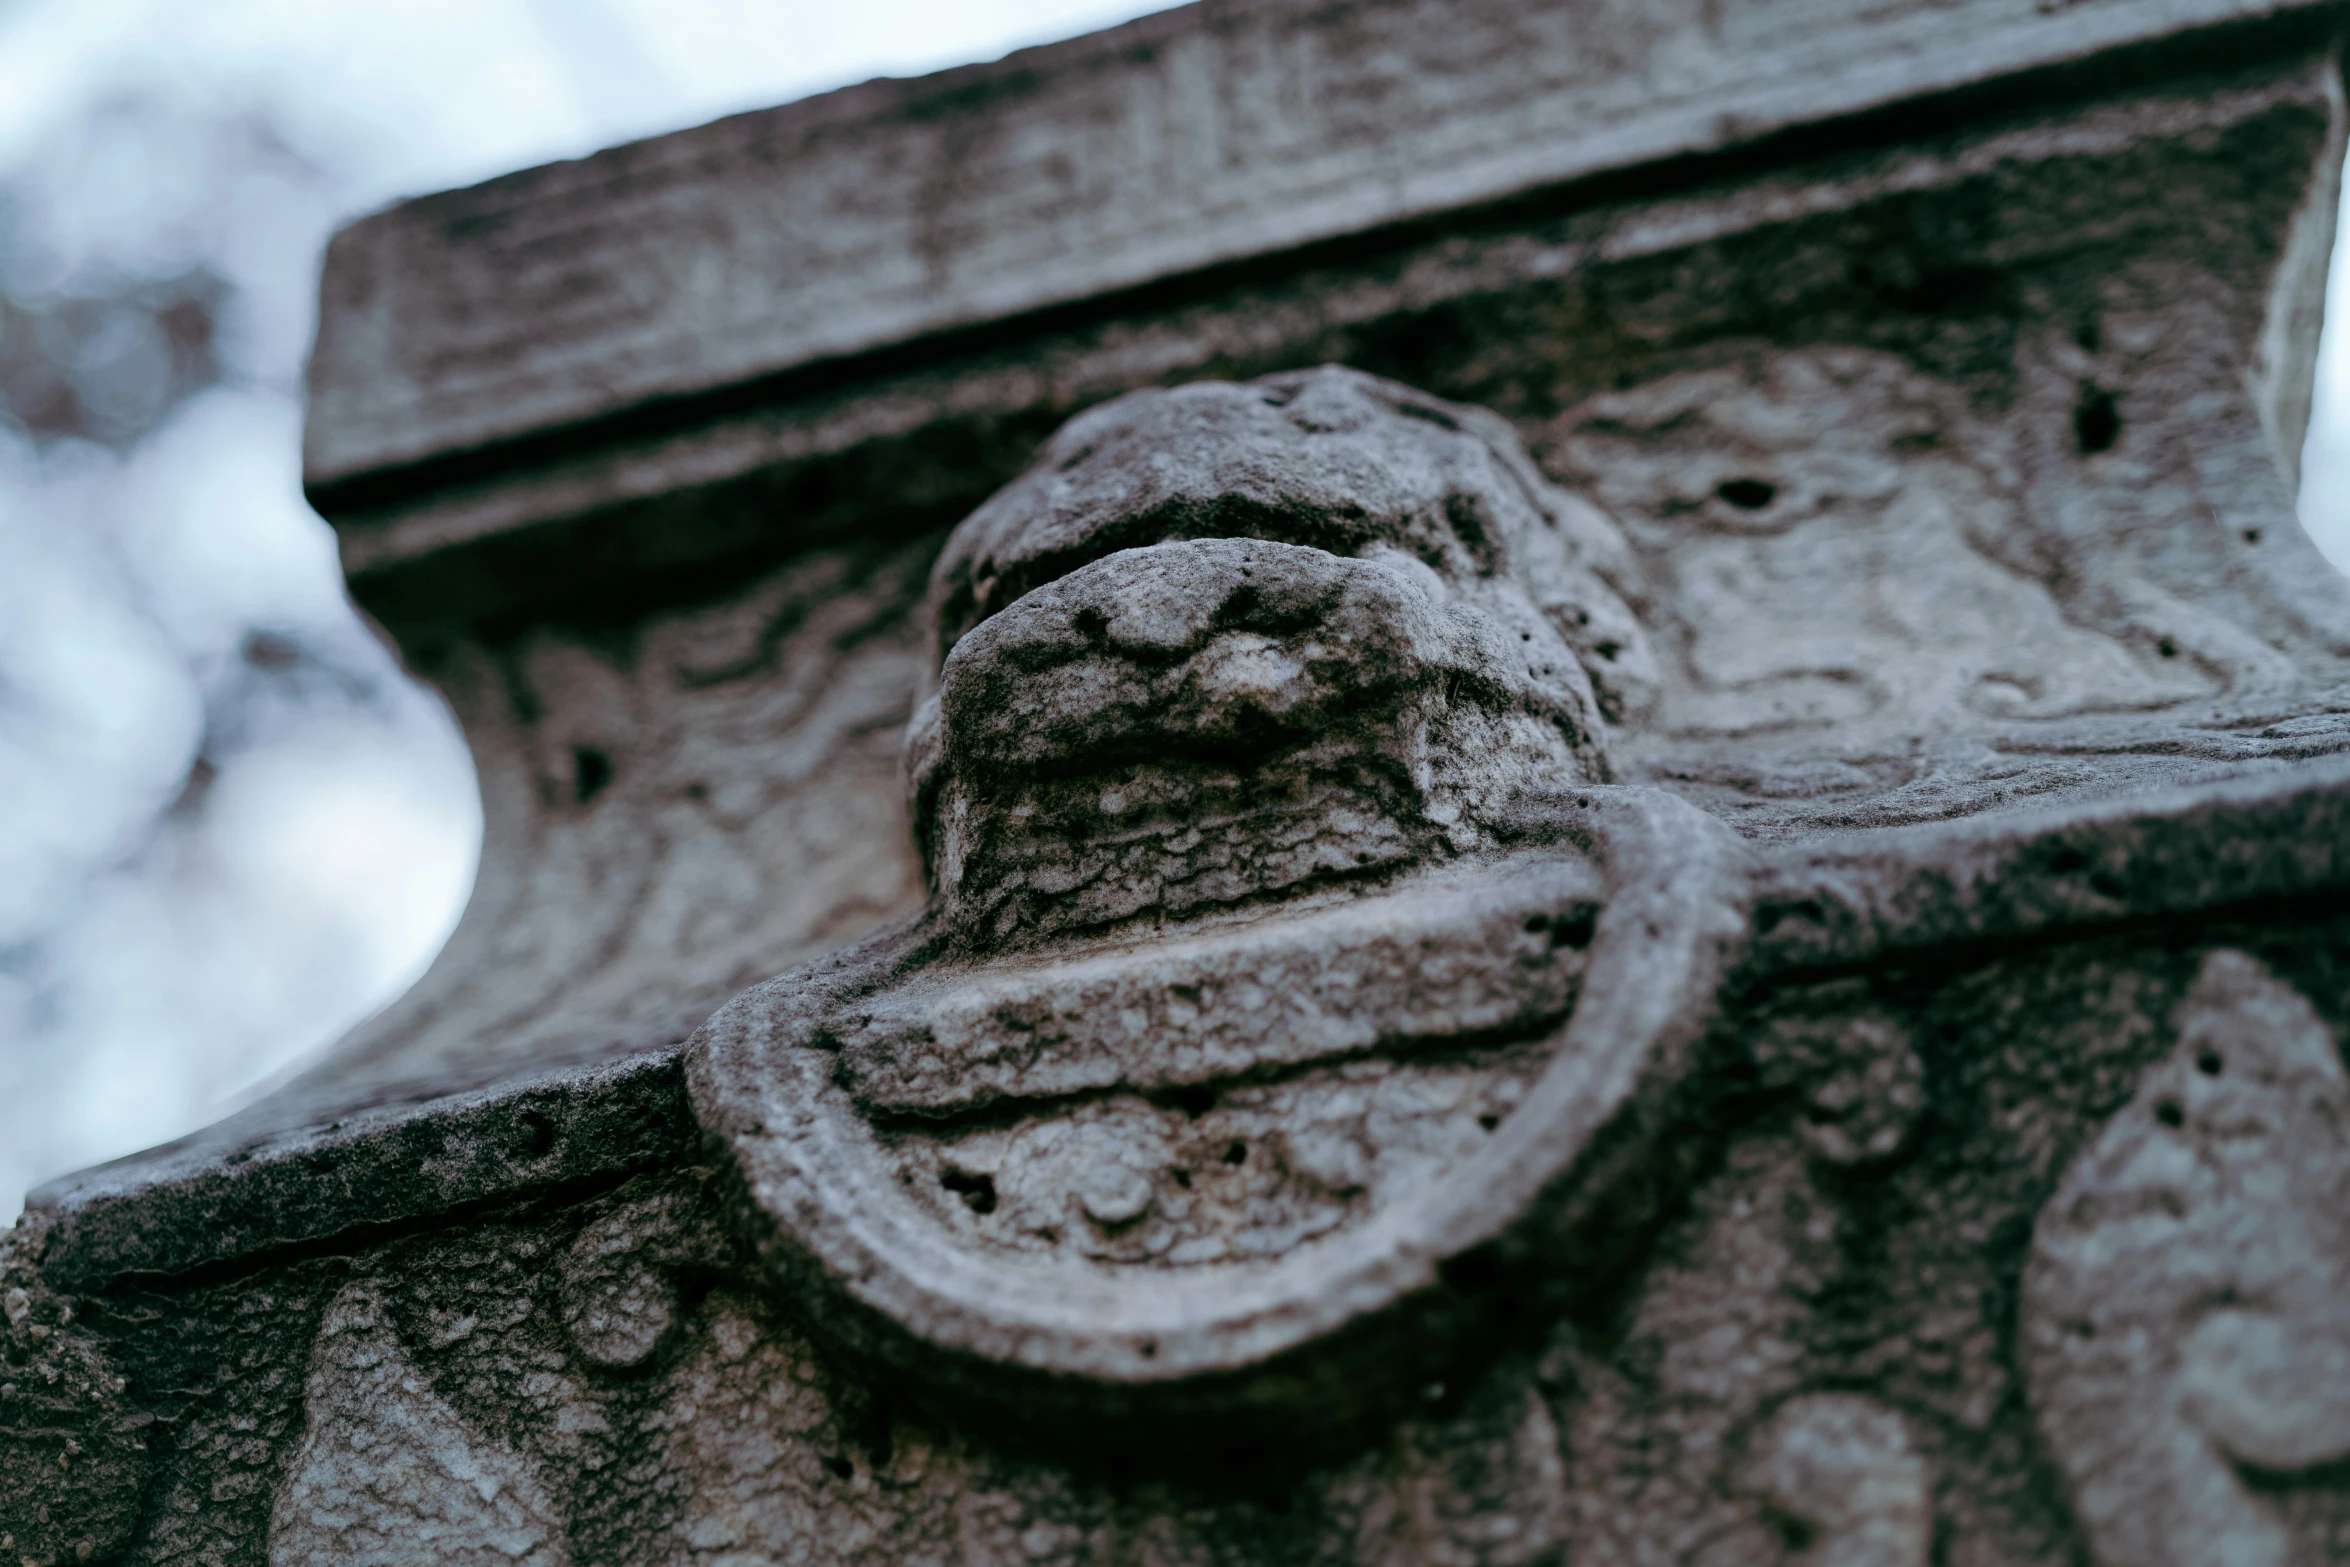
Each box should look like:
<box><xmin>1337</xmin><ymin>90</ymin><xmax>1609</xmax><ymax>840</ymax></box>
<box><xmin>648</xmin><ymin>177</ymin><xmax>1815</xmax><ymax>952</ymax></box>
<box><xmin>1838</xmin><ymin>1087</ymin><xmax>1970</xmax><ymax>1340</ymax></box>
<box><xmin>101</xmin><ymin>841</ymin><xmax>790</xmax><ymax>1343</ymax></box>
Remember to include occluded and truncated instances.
<box><xmin>271</xmin><ymin>1281</ymin><xmax>572</xmax><ymax>1567</ymax></box>
<box><xmin>2022</xmin><ymin>950</ymin><xmax>2350</xmax><ymax>1567</ymax></box>
<box><xmin>15</xmin><ymin>0</ymin><xmax>2350</xmax><ymax>1562</ymax></box>
<box><xmin>1554</xmin><ymin>340</ymin><xmax>2350</xmax><ymax>834</ymax></box>
<box><xmin>301</xmin><ymin>0</ymin><xmax>2339</xmax><ymax>490</ymax></box>
<box><xmin>29</xmin><ymin>892</ymin><xmax>2350</xmax><ymax>1564</ymax></box>
<box><xmin>34</xmin><ymin>536</ymin><xmax>933</xmax><ymax>1249</ymax></box>
<box><xmin>909</xmin><ymin>367</ymin><xmax>1646</xmax><ymax>945</ymax></box>
<box><xmin>0</xmin><ymin>1219</ymin><xmax>150</xmax><ymax>1567</ymax></box>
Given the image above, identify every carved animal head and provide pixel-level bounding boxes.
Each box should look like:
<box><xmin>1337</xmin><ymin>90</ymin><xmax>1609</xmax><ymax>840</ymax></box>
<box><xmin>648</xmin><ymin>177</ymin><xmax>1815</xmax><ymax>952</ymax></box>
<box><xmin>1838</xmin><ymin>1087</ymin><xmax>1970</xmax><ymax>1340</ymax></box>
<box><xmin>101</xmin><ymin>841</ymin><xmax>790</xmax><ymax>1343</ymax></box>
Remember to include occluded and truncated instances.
<box><xmin>907</xmin><ymin>365</ymin><xmax>1653</xmax><ymax>947</ymax></box>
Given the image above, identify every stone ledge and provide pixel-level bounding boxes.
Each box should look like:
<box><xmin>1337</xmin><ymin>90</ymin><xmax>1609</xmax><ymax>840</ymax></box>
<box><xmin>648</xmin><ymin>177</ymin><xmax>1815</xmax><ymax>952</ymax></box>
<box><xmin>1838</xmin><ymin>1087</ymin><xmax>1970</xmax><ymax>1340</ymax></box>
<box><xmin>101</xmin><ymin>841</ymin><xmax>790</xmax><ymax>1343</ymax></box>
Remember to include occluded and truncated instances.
<box><xmin>30</xmin><ymin>755</ymin><xmax>2350</xmax><ymax>1296</ymax></box>
<box><xmin>324</xmin><ymin>52</ymin><xmax>2342</xmax><ymax>634</ymax></box>
<box><xmin>303</xmin><ymin>0</ymin><xmax>2343</xmax><ymax>499</ymax></box>
<box><xmin>26</xmin><ymin>1050</ymin><xmax>691</xmax><ymax>1294</ymax></box>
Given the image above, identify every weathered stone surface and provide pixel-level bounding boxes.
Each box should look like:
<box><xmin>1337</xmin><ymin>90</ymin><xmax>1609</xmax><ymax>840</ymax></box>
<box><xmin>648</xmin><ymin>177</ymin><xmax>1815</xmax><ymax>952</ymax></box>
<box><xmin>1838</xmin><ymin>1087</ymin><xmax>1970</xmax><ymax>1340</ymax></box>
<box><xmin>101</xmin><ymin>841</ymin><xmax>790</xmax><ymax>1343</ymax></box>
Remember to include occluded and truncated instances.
<box><xmin>0</xmin><ymin>1220</ymin><xmax>150</xmax><ymax>1567</ymax></box>
<box><xmin>909</xmin><ymin>368</ymin><xmax>1645</xmax><ymax>945</ymax></box>
<box><xmin>2023</xmin><ymin>950</ymin><xmax>2350</xmax><ymax>1567</ymax></box>
<box><xmin>1737</xmin><ymin>1394</ymin><xmax>1932</xmax><ymax>1567</ymax></box>
<box><xmin>191</xmin><ymin>25</ymin><xmax>2341</xmax><ymax>1233</ymax></box>
<box><xmin>1555</xmin><ymin>338</ymin><xmax>2350</xmax><ymax>834</ymax></box>
<box><xmin>16</xmin><ymin>0</ymin><xmax>2350</xmax><ymax>1561</ymax></box>
<box><xmin>320</xmin><ymin>30</ymin><xmax>2342</xmax><ymax>640</ymax></box>
<box><xmin>301</xmin><ymin>0</ymin><xmax>2340</xmax><ymax>492</ymax></box>
<box><xmin>271</xmin><ymin>1280</ymin><xmax>572</xmax><ymax>1567</ymax></box>
<box><xmin>692</xmin><ymin>789</ymin><xmax>1745</xmax><ymax>1439</ymax></box>
<box><xmin>923</xmin><ymin>366</ymin><xmax>1649</xmax><ymax>718</ymax></box>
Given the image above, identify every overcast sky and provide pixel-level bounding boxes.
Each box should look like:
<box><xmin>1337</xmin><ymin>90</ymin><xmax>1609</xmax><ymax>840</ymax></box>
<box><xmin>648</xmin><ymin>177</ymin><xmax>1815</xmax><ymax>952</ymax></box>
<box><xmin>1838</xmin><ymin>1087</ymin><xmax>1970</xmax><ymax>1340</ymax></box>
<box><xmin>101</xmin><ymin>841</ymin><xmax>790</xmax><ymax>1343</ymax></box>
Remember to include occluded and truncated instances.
<box><xmin>3</xmin><ymin>0</ymin><xmax>2349</xmax><ymax>1220</ymax></box>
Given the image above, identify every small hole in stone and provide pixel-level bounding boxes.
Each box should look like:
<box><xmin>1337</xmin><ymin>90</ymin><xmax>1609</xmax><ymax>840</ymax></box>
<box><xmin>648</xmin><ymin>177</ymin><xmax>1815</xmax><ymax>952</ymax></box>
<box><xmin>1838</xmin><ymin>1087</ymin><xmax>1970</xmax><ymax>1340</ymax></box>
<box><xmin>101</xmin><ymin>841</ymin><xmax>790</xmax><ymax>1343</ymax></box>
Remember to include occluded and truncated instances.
<box><xmin>824</xmin><ymin>1455</ymin><xmax>854</xmax><ymax>1480</ymax></box>
<box><xmin>1170</xmin><ymin>1168</ymin><xmax>1193</xmax><ymax>1189</ymax></box>
<box><xmin>1036</xmin><ymin>1226</ymin><xmax>1058</xmax><ymax>1245</ymax></box>
<box><xmin>515</xmin><ymin>1109</ymin><xmax>557</xmax><ymax>1159</ymax></box>
<box><xmin>1593</xmin><ymin>641</ymin><xmax>1620</xmax><ymax>661</ymax></box>
<box><xmin>940</xmin><ymin>1169</ymin><xmax>998</xmax><ymax>1214</ymax></box>
<box><xmin>2244</xmin><ymin>528</ymin><xmax>2263</xmax><ymax>545</ymax></box>
<box><xmin>1072</xmin><ymin>605</ymin><xmax>1109</xmax><ymax>640</ymax></box>
<box><xmin>1478</xmin><ymin>1114</ymin><xmax>1500</xmax><ymax>1132</ymax></box>
<box><xmin>572</xmin><ymin>746</ymin><xmax>613</xmax><ymax>805</ymax></box>
<box><xmin>1156</xmin><ymin>1083</ymin><xmax>1219</xmax><ymax>1118</ymax></box>
<box><xmin>2074</xmin><ymin>383</ymin><xmax>2121</xmax><ymax>454</ymax></box>
<box><xmin>1550</xmin><ymin>906</ymin><xmax>1599</xmax><ymax>950</ymax></box>
<box><xmin>2157</xmin><ymin>637</ymin><xmax>2178</xmax><ymax>658</ymax></box>
<box><xmin>1138</xmin><ymin>1339</ymin><xmax>1158</xmax><ymax>1358</ymax></box>
<box><xmin>682</xmin><ymin>781</ymin><xmax>708</xmax><ymax>801</ymax></box>
<box><xmin>1222</xmin><ymin>1141</ymin><xmax>1248</xmax><ymax>1165</ymax></box>
<box><xmin>1772</xmin><ymin>1516</ymin><xmax>1817</xmax><ymax>1553</ymax></box>
<box><xmin>1716</xmin><ymin>477</ymin><xmax>1776</xmax><ymax>510</ymax></box>
<box><xmin>2155</xmin><ymin>1100</ymin><xmax>2184</xmax><ymax>1129</ymax></box>
<box><xmin>2197</xmin><ymin>1049</ymin><xmax>2223</xmax><ymax>1077</ymax></box>
<box><xmin>1524</xmin><ymin>914</ymin><xmax>1548</xmax><ymax>933</ymax></box>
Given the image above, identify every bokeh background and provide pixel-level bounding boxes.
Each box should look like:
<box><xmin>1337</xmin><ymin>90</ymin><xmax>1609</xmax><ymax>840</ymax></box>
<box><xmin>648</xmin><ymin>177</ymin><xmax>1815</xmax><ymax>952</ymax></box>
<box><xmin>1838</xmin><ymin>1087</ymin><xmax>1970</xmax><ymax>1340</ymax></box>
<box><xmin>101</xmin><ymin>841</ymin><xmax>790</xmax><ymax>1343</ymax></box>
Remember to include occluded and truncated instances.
<box><xmin>4</xmin><ymin>0</ymin><xmax>2349</xmax><ymax>1220</ymax></box>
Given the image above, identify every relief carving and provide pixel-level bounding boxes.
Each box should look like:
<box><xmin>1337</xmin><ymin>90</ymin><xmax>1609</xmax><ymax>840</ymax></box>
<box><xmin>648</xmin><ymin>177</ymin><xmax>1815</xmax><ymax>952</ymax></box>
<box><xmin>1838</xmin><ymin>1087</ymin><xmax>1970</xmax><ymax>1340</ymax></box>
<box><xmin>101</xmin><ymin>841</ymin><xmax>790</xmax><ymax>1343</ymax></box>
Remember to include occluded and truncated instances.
<box><xmin>690</xmin><ymin>367</ymin><xmax>1752</xmax><ymax>1439</ymax></box>
<box><xmin>29</xmin><ymin>6</ymin><xmax>2350</xmax><ymax>1561</ymax></box>
<box><xmin>1738</xmin><ymin>1395</ymin><xmax>1931</xmax><ymax>1567</ymax></box>
<box><xmin>233</xmin><ymin>357</ymin><xmax>2350</xmax><ymax>1565</ymax></box>
<box><xmin>280</xmin><ymin>539</ymin><xmax>936</xmax><ymax>1120</ymax></box>
<box><xmin>1550</xmin><ymin>348</ymin><xmax>2216</xmax><ymax>746</ymax></box>
<box><xmin>2022</xmin><ymin>949</ymin><xmax>2350</xmax><ymax>1566</ymax></box>
<box><xmin>270</xmin><ymin>1280</ymin><xmax>570</xmax><ymax>1567</ymax></box>
<box><xmin>1540</xmin><ymin>347</ymin><xmax>2350</xmax><ymax>834</ymax></box>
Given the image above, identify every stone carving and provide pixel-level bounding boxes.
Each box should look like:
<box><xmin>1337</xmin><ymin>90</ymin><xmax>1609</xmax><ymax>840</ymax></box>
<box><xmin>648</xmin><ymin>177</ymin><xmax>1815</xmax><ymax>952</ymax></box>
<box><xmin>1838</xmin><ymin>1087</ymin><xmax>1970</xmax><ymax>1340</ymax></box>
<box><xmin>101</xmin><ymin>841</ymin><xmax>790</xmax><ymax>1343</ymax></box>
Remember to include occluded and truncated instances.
<box><xmin>17</xmin><ymin>3</ymin><xmax>2350</xmax><ymax>1560</ymax></box>
<box><xmin>691</xmin><ymin>367</ymin><xmax>1748</xmax><ymax>1435</ymax></box>
<box><xmin>1554</xmin><ymin>348</ymin><xmax>2218</xmax><ymax>744</ymax></box>
<box><xmin>1750</xmin><ymin>1010</ymin><xmax>1927</xmax><ymax>1171</ymax></box>
<box><xmin>270</xmin><ymin>1280</ymin><xmax>570</xmax><ymax>1566</ymax></box>
<box><xmin>560</xmin><ymin>1184</ymin><xmax>731</xmax><ymax>1372</ymax></box>
<box><xmin>253</xmin><ymin>537</ymin><xmax>936</xmax><ymax>1134</ymax></box>
<box><xmin>909</xmin><ymin>367</ymin><xmax>1654</xmax><ymax>946</ymax></box>
<box><xmin>1543</xmin><ymin>347</ymin><xmax>2350</xmax><ymax>837</ymax></box>
<box><xmin>1739</xmin><ymin>1395</ymin><xmax>1932</xmax><ymax>1567</ymax></box>
<box><xmin>236</xmin><ymin>1173</ymin><xmax>1582</xmax><ymax>1566</ymax></box>
<box><xmin>2022</xmin><ymin>949</ymin><xmax>2350</xmax><ymax>1567</ymax></box>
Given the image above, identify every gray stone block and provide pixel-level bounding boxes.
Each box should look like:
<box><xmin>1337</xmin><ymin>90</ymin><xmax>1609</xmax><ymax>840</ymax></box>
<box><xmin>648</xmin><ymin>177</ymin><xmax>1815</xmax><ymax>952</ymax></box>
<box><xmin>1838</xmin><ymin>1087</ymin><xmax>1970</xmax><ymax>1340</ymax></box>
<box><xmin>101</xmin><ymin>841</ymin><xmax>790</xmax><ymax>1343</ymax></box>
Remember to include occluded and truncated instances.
<box><xmin>12</xmin><ymin>0</ymin><xmax>2350</xmax><ymax>1560</ymax></box>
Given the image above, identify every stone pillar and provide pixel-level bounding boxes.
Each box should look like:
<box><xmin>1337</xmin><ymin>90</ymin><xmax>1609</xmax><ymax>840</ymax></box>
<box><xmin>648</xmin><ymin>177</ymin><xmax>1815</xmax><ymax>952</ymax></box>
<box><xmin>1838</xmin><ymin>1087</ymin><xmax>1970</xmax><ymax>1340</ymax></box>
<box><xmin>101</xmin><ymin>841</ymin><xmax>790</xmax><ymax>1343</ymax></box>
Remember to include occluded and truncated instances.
<box><xmin>9</xmin><ymin>1</ymin><xmax>2350</xmax><ymax>1562</ymax></box>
